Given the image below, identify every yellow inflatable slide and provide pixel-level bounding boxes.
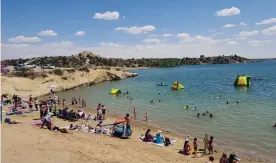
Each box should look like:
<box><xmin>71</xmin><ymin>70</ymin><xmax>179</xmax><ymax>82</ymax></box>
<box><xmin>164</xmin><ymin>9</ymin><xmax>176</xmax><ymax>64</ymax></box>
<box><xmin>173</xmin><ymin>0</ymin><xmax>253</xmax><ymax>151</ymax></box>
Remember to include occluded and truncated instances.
<box><xmin>110</xmin><ymin>88</ymin><xmax>121</xmax><ymax>94</ymax></box>
<box><xmin>171</xmin><ymin>81</ymin><xmax>184</xmax><ymax>90</ymax></box>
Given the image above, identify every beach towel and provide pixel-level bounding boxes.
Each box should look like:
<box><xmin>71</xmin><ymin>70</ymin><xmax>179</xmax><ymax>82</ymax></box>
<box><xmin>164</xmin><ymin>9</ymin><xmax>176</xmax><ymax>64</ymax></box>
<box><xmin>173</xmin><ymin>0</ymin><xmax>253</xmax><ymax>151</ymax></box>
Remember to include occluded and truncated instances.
<box><xmin>31</xmin><ymin>121</ymin><xmax>43</xmax><ymax>126</ymax></box>
<box><xmin>139</xmin><ymin>137</ymin><xmax>165</xmax><ymax>147</ymax></box>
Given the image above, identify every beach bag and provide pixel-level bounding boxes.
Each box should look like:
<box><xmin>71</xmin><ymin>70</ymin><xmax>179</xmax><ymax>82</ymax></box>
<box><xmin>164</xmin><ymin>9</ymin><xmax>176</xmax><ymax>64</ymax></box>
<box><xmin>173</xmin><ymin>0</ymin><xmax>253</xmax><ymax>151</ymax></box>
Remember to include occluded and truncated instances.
<box><xmin>164</xmin><ymin>137</ymin><xmax>171</xmax><ymax>146</ymax></box>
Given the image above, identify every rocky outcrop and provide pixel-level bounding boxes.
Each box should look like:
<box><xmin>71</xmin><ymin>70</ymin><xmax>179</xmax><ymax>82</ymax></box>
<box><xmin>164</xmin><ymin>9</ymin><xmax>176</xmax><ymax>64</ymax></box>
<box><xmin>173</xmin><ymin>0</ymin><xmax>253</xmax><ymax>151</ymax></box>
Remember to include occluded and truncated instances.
<box><xmin>1</xmin><ymin>69</ymin><xmax>138</xmax><ymax>98</ymax></box>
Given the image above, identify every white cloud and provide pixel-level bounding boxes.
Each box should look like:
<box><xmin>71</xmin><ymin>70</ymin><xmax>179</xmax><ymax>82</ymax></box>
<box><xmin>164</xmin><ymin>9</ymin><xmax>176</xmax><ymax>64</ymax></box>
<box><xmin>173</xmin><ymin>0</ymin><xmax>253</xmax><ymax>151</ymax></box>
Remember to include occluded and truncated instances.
<box><xmin>2</xmin><ymin>38</ymin><xmax>276</xmax><ymax>59</ymax></box>
<box><xmin>51</xmin><ymin>41</ymin><xmax>74</xmax><ymax>46</ymax></box>
<box><xmin>93</xmin><ymin>11</ymin><xmax>120</xmax><ymax>20</ymax></box>
<box><xmin>227</xmin><ymin>41</ymin><xmax>238</xmax><ymax>45</ymax></box>
<box><xmin>163</xmin><ymin>34</ymin><xmax>172</xmax><ymax>37</ymax></box>
<box><xmin>2</xmin><ymin>44</ymin><xmax>30</xmax><ymax>47</ymax></box>
<box><xmin>216</xmin><ymin>7</ymin><xmax>241</xmax><ymax>16</ymax></box>
<box><xmin>122</xmin><ymin>16</ymin><xmax>126</xmax><ymax>19</ymax></box>
<box><xmin>142</xmin><ymin>38</ymin><xmax>160</xmax><ymax>44</ymax></box>
<box><xmin>38</xmin><ymin>30</ymin><xmax>57</xmax><ymax>36</ymax></box>
<box><xmin>8</xmin><ymin>35</ymin><xmax>42</xmax><ymax>43</ymax></box>
<box><xmin>247</xmin><ymin>40</ymin><xmax>272</xmax><ymax>46</ymax></box>
<box><xmin>256</xmin><ymin>18</ymin><xmax>276</xmax><ymax>25</ymax></box>
<box><xmin>223</xmin><ymin>24</ymin><xmax>235</xmax><ymax>28</ymax></box>
<box><xmin>261</xmin><ymin>25</ymin><xmax>276</xmax><ymax>35</ymax></box>
<box><xmin>211</xmin><ymin>32</ymin><xmax>223</xmax><ymax>37</ymax></box>
<box><xmin>75</xmin><ymin>31</ymin><xmax>85</xmax><ymax>36</ymax></box>
<box><xmin>115</xmin><ymin>25</ymin><xmax>156</xmax><ymax>34</ymax></box>
<box><xmin>239</xmin><ymin>30</ymin><xmax>259</xmax><ymax>37</ymax></box>
<box><xmin>177</xmin><ymin>33</ymin><xmax>190</xmax><ymax>39</ymax></box>
<box><xmin>240</xmin><ymin>22</ymin><xmax>247</xmax><ymax>26</ymax></box>
<box><xmin>100</xmin><ymin>42</ymin><xmax>123</xmax><ymax>47</ymax></box>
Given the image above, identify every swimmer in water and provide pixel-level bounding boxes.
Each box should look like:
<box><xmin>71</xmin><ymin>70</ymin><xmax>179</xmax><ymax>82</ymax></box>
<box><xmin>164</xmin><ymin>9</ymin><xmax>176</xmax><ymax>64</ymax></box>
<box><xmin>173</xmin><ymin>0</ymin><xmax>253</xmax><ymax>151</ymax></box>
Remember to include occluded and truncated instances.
<box><xmin>206</xmin><ymin>111</ymin><xmax>209</xmax><ymax>114</ymax></box>
<box><xmin>158</xmin><ymin>93</ymin><xmax>161</xmax><ymax>95</ymax></box>
<box><xmin>202</xmin><ymin>113</ymin><xmax>206</xmax><ymax>116</ymax></box>
<box><xmin>126</xmin><ymin>91</ymin><xmax>129</xmax><ymax>94</ymax></box>
<box><xmin>273</xmin><ymin>123</ymin><xmax>276</xmax><ymax>127</ymax></box>
<box><xmin>150</xmin><ymin>100</ymin><xmax>153</xmax><ymax>103</ymax></box>
<box><xmin>210</xmin><ymin>114</ymin><xmax>213</xmax><ymax>118</ymax></box>
<box><xmin>158</xmin><ymin>100</ymin><xmax>161</xmax><ymax>102</ymax></box>
<box><xmin>219</xmin><ymin>94</ymin><xmax>222</xmax><ymax>98</ymax></box>
<box><xmin>192</xmin><ymin>107</ymin><xmax>197</xmax><ymax>111</ymax></box>
<box><xmin>197</xmin><ymin>113</ymin><xmax>200</xmax><ymax>117</ymax></box>
<box><xmin>226</xmin><ymin>101</ymin><xmax>229</xmax><ymax>104</ymax></box>
<box><xmin>236</xmin><ymin>101</ymin><xmax>239</xmax><ymax>104</ymax></box>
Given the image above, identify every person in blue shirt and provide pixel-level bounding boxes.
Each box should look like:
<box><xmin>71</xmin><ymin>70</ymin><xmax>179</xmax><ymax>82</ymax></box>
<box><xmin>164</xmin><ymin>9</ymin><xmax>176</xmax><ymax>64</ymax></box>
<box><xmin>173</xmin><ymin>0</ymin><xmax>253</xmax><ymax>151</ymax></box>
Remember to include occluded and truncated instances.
<box><xmin>155</xmin><ymin>130</ymin><xmax>164</xmax><ymax>144</ymax></box>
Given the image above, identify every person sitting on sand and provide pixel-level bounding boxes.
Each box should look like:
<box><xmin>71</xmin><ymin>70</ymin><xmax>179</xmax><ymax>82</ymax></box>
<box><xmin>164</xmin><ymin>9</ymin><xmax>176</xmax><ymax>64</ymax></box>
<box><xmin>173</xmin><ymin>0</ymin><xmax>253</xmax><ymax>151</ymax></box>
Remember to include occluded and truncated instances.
<box><xmin>183</xmin><ymin>139</ymin><xmax>191</xmax><ymax>155</ymax></box>
<box><xmin>206</xmin><ymin>156</ymin><xmax>215</xmax><ymax>163</ymax></box>
<box><xmin>220</xmin><ymin>153</ymin><xmax>229</xmax><ymax>163</ymax></box>
<box><xmin>154</xmin><ymin>130</ymin><xmax>164</xmax><ymax>144</ymax></box>
<box><xmin>208</xmin><ymin>136</ymin><xmax>214</xmax><ymax>155</ymax></box>
<box><xmin>95</xmin><ymin>121</ymin><xmax>103</xmax><ymax>134</ymax></box>
<box><xmin>143</xmin><ymin>129</ymin><xmax>153</xmax><ymax>142</ymax></box>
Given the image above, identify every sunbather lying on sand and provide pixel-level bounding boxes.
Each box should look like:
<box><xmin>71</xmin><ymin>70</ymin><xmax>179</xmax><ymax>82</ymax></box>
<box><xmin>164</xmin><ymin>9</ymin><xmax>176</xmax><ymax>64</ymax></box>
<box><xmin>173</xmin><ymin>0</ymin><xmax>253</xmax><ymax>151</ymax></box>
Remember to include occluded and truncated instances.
<box><xmin>4</xmin><ymin>118</ymin><xmax>21</xmax><ymax>124</ymax></box>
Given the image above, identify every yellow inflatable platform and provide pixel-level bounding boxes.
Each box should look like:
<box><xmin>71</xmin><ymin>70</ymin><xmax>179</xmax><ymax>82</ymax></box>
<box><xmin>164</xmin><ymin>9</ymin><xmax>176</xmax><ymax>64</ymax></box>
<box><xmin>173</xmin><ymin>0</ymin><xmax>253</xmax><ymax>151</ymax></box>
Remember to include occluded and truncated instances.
<box><xmin>110</xmin><ymin>88</ymin><xmax>121</xmax><ymax>94</ymax></box>
<box><xmin>234</xmin><ymin>76</ymin><xmax>251</xmax><ymax>87</ymax></box>
<box><xmin>171</xmin><ymin>82</ymin><xmax>184</xmax><ymax>90</ymax></box>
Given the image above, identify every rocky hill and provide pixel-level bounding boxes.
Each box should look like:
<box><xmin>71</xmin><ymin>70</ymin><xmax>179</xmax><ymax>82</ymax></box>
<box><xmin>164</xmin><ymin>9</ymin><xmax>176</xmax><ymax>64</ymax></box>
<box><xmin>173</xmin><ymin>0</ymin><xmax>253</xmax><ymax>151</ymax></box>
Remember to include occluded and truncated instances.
<box><xmin>2</xmin><ymin>51</ymin><xmax>252</xmax><ymax>68</ymax></box>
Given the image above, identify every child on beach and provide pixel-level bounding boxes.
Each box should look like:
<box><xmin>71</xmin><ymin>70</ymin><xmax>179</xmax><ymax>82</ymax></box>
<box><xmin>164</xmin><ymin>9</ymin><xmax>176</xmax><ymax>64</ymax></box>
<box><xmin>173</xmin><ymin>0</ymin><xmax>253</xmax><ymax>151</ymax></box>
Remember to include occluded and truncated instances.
<box><xmin>145</xmin><ymin>113</ymin><xmax>149</xmax><ymax>121</ymax></box>
<box><xmin>193</xmin><ymin>138</ymin><xmax>198</xmax><ymax>152</ymax></box>
<box><xmin>133</xmin><ymin>107</ymin><xmax>136</xmax><ymax>117</ymax></box>
<box><xmin>208</xmin><ymin>136</ymin><xmax>214</xmax><ymax>155</ymax></box>
<box><xmin>203</xmin><ymin>134</ymin><xmax>209</xmax><ymax>154</ymax></box>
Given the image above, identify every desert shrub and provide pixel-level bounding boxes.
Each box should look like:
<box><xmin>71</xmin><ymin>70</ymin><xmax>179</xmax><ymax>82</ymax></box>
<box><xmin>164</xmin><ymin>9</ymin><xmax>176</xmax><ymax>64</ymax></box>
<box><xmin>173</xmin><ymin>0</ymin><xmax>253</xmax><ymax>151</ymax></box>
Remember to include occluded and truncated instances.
<box><xmin>103</xmin><ymin>66</ymin><xmax>111</xmax><ymax>70</ymax></box>
<box><xmin>66</xmin><ymin>69</ymin><xmax>76</xmax><ymax>73</ymax></box>
<box><xmin>53</xmin><ymin>69</ymin><xmax>64</xmax><ymax>76</ymax></box>
<box><xmin>79</xmin><ymin>67</ymin><xmax>90</xmax><ymax>73</ymax></box>
<box><xmin>61</xmin><ymin>76</ymin><xmax>68</xmax><ymax>80</ymax></box>
<box><xmin>115</xmin><ymin>68</ymin><xmax>120</xmax><ymax>71</ymax></box>
<box><xmin>41</xmin><ymin>73</ymin><xmax>48</xmax><ymax>78</ymax></box>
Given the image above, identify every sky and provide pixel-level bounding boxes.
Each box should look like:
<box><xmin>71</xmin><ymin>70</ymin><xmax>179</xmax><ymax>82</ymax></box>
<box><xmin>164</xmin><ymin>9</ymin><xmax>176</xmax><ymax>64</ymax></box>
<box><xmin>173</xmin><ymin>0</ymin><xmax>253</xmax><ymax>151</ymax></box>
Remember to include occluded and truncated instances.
<box><xmin>1</xmin><ymin>0</ymin><xmax>276</xmax><ymax>59</ymax></box>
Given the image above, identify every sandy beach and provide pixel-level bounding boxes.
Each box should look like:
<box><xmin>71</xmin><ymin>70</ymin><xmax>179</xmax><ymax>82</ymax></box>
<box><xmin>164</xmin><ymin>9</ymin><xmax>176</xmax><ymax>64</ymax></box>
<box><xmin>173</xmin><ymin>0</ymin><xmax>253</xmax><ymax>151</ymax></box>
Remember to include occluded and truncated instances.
<box><xmin>2</xmin><ymin>104</ymin><xmax>234</xmax><ymax>163</ymax></box>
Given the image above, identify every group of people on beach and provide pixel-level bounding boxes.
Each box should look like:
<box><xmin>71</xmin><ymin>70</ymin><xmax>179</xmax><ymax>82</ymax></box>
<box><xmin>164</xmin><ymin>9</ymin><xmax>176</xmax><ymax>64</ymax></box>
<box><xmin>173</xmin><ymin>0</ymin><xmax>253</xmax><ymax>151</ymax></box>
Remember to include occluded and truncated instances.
<box><xmin>71</xmin><ymin>96</ymin><xmax>87</xmax><ymax>107</ymax></box>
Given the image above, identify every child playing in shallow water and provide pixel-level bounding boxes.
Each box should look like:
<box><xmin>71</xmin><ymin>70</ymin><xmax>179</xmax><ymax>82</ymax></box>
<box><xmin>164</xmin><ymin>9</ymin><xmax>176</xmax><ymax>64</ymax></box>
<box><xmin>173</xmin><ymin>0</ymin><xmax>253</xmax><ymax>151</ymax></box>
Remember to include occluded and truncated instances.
<box><xmin>145</xmin><ymin>113</ymin><xmax>149</xmax><ymax>121</ymax></box>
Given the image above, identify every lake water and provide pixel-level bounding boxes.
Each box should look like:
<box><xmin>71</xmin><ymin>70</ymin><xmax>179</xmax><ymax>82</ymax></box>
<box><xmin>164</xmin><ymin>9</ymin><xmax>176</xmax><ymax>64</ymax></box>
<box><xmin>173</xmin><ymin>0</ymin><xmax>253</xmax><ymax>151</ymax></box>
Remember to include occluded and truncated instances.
<box><xmin>56</xmin><ymin>61</ymin><xmax>276</xmax><ymax>160</ymax></box>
